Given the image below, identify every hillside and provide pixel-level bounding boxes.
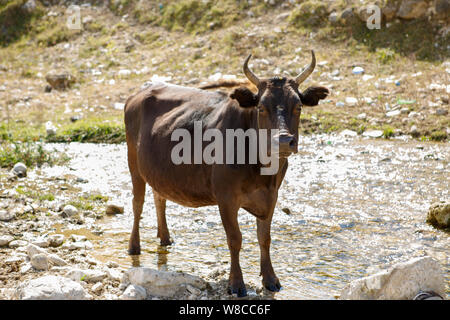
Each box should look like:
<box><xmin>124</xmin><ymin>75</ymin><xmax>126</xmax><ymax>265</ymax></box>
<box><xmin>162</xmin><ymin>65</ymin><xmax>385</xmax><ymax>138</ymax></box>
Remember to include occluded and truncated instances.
<box><xmin>0</xmin><ymin>0</ymin><xmax>449</xmax><ymax>149</ymax></box>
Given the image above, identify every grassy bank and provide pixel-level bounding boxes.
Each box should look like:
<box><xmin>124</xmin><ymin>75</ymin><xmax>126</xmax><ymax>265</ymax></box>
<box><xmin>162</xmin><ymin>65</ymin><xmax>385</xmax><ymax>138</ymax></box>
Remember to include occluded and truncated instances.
<box><xmin>0</xmin><ymin>0</ymin><xmax>448</xmax><ymax>145</ymax></box>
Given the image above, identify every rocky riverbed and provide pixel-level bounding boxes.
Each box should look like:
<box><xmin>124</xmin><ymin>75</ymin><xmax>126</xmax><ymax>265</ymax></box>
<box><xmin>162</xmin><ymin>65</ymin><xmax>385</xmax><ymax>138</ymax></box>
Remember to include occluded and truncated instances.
<box><xmin>0</xmin><ymin>134</ymin><xmax>448</xmax><ymax>300</ymax></box>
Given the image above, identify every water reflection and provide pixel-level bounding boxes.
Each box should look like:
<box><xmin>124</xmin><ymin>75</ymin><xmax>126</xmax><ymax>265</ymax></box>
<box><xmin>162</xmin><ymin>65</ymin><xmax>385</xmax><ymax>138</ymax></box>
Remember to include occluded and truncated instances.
<box><xmin>130</xmin><ymin>255</ymin><xmax>141</xmax><ymax>267</ymax></box>
<box><xmin>156</xmin><ymin>245</ymin><xmax>169</xmax><ymax>270</ymax></box>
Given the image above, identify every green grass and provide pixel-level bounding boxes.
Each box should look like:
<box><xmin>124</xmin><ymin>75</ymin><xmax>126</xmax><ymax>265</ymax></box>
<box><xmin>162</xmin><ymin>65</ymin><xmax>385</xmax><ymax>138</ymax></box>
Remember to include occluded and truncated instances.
<box><xmin>0</xmin><ymin>141</ymin><xmax>68</xmax><ymax>168</ymax></box>
<box><xmin>1</xmin><ymin>117</ymin><xmax>126</xmax><ymax>144</ymax></box>
<box><xmin>15</xmin><ymin>186</ymin><xmax>55</xmax><ymax>201</ymax></box>
<box><xmin>382</xmin><ymin>125</ymin><xmax>395</xmax><ymax>138</ymax></box>
<box><xmin>430</xmin><ymin>131</ymin><xmax>447</xmax><ymax>142</ymax></box>
<box><xmin>46</xmin><ymin>119</ymin><xmax>125</xmax><ymax>143</ymax></box>
<box><xmin>0</xmin><ymin>0</ymin><xmax>44</xmax><ymax>46</ymax></box>
<box><xmin>68</xmin><ymin>193</ymin><xmax>109</xmax><ymax>212</ymax></box>
<box><xmin>288</xmin><ymin>1</ymin><xmax>328</xmax><ymax>28</ymax></box>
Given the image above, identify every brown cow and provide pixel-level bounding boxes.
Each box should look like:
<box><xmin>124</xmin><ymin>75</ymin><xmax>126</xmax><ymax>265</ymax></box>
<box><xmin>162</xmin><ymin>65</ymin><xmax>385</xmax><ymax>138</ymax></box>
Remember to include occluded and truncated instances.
<box><xmin>124</xmin><ymin>51</ymin><xmax>329</xmax><ymax>297</ymax></box>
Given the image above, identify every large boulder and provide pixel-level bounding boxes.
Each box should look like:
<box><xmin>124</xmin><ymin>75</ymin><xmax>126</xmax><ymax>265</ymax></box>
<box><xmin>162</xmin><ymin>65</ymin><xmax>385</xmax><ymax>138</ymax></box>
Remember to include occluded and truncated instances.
<box><xmin>340</xmin><ymin>256</ymin><xmax>446</xmax><ymax>300</ymax></box>
<box><xmin>427</xmin><ymin>201</ymin><xmax>450</xmax><ymax>229</ymax></box>
<box><xmin>15</xmin><ymin>276</ymin><xmax>87</xmax><ymax>300</ymax></box>
<box><xmin>122</xmin><ymin>267</ymin><xmax>208</xmax><ymax>298</ymax></box>
<box><xmin>382</xmin><ymin>0</ymin><xmax>401</xmax><ymax>21</ymax></box>
<box><xmin>397</xmin><ymin>0</ymin><xmax>429</xmax><ymax>19</ymax></box>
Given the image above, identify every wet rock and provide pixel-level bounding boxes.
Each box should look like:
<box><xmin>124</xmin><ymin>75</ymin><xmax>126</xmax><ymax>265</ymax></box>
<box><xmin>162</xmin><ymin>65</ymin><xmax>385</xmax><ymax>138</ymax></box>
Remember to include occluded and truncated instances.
<box><xmin>91</xmin><ymin>282</ymin><xmax>103</xmax><ymax>295</ymax></box>
<box><xmin>340</xmin><ymin>256</ymin><xmax>445</xmax><ymax>300</ymax></box>
<box><xmin>70</xmin><ymin>234</ymin><xmax>86</xmax><ymax>242</ymax></box>
<box><xmin>31</xmin><ymin>254</ymin><xmax>49</xmax><ymax>271</ymax></box>
<box><xmin>66</xmin><ymin>269</ymin><xmax>108</xmax><ymax>283</ymax></box>
<box><xmin>48</xmin><ymin>254</ymin><xmax>67</xmax><ymax>267</ymax></box>
<box><xmin>397</xmin><ymin>0</ymin><xmax>428</xmax><ymax>19</ymax></box>
<box><xmin>32</xmin><ymin>237</ymin><xmax>50</xmax><ymax>248</ymax></box>
<box><xmin>340</xmin><ymin>129</ymin><xmax>358</xmax><ymax>137</ymax></box>
<box><xmin>26</xmin><ymin>244</ymin><xmax>46</xmax><ymax>258</ymax></box>
<box><xmin>105</xmin><ymin>204</ymin><xmax>124</xmax><ymax>215</ymax></box>
<box><xmin>45</xmin><ymin>73</ymin><xmax>76</xmax><ymax>90</ymax></box>
<box><xmin>12</xmin><ymin>162</ymin><xmax>27</xmax><ymax>178</ymax></box>
<box><xmin>363</xmin><ymin>130</ymin><xmax>383</xmax><ymax>138</ymax></box>
<box><xmin>9</xmin><ymin>240</ymin><xmax>28</xmax><ymax>249</ymax></box>
<box><xmin>107</xmin><ymin>261</ymin><xmax>119</xmax><ymax>268</ymax></box>
<box><xmin>5</xmin><ymin>255</ymin><xmax>26</xmax><ymax>264</ymax></box>
<box><xmin>15</xmin><ymin>276</ymin><xmax>87</xmax><ymax>300</ymax></box>
<box><xmin>20</xmin><ymin>263</ymin><xmax>33</xmax><ymax>274</ymax></box>
<box><xmin>426</xmin><ymin>202</ymin><xmax>450</xmax><ymax>229</ymax></box>
<box><xmin>123</xmin><ymin>267</ymin><xmax>207</xmax><ymax>298</ymax></box>
<box><xmin>0</xmin><ymin>235</ymin><xmax>14</xmax><ymax>247</ymax></box>
<box><xmin>62</xmin><ymin>205</ymin><xmax>78</xmax><ymax>217</ymax></box>
<box><xmin>120</xmin><ymin>284</ymin><xmax>147</xmax><ymax>300</ymax></box>
<box><xmin>62</xmin><ymin>241</ymin><xmax>93</xmax><ymax>250</ymax></box>
<box><xmin>0</xmin><ymin>210</ymin><xmax>15</xmax><ymax>222</ymax></box>
<box><xmin>106</xmin><ymin>268</ymin><xmax>123</xmax><ymax>281</ymax></box>
<box><xmin>48</xmin><ymin>234</ymin><xmax>64</xmax><ymax>247</ymax></box>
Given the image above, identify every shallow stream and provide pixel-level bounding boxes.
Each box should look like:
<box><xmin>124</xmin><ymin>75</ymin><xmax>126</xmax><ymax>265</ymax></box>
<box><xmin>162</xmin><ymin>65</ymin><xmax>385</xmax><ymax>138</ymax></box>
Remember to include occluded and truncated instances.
<box><xmin>39</xmin><ymin>134</ymin><xmax>449</xmax><ymax>299</ymax></box>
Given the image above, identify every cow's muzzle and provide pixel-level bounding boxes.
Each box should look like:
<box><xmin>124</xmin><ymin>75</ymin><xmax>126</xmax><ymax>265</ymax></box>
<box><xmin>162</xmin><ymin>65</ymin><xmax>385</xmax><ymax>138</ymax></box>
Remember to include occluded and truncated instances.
<box><xmin>274</xmin><ymin>131</ymin><xmax>297</xmax><ymax>158</ymax></box>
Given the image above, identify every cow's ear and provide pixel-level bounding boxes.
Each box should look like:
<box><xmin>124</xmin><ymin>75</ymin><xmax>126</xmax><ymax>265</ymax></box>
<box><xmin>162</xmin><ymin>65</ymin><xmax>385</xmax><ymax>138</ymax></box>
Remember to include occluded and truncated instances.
<box><xmin>301</xmin><ymin>86</ymin><xmax>329</xmax><ymax>106</ymax></box>
<box><xmin>230</xmin><ymin>87</ymin><xmax>258</xmax><ymax>108</ymax></box>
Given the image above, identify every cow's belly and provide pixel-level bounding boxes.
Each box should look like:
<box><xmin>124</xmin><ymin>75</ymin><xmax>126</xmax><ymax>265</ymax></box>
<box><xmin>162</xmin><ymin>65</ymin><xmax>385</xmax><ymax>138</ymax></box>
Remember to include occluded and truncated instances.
<box><xmin>137</xmin><ymin>138</ymin><xmax>217</xmax><ymax>208</ymax></box>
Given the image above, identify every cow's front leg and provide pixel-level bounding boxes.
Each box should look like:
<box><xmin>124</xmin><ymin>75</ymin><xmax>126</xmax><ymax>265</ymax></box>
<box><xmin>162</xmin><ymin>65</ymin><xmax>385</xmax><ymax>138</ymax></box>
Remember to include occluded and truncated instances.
<box><xmin>218</xmin><ymin>201</ymin><xmax>246</xmax><ymax>297</ymax></box>
<box><xmin>257</xmin><ymin>215</ymin><xmax>281</xmax><ymax>292</ymax></box>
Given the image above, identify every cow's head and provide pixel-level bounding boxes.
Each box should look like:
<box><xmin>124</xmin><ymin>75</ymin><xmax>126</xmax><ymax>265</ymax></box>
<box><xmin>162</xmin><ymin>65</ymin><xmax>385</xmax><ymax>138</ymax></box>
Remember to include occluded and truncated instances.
<box><xmin>231</xmin><ymin>51</ymin><xmax>329</xmax><ymax>158</ymax></box>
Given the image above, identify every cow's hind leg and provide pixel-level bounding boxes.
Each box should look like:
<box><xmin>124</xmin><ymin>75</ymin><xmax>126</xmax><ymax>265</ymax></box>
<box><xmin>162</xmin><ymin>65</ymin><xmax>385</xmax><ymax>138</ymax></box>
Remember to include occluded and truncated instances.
<box><xmin>128</xmin><ymin>172</ymin><xmax>146</xmax><ymax>255</ymax></box>
<box><xmin>153</xmin><ymin>191</ymin><xmax>172</xmax><ymax>246</ymax></box>
<box><xmin>127</xmin><ymin>146</ymin><xmax>146</xmax><ymax>255</ymax></box>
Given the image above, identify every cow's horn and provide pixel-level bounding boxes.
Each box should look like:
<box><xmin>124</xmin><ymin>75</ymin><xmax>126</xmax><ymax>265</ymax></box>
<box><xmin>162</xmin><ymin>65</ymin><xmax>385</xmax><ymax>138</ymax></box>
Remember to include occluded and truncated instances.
<box><xmin>295</xmin><ymin>50</ymin><xmax>316</xmax><ymax>85</ymax></box>
<box><xmin>243</xmin><ymin>54</ymin><xmax>260</xmax><ymax>87</ymax></box>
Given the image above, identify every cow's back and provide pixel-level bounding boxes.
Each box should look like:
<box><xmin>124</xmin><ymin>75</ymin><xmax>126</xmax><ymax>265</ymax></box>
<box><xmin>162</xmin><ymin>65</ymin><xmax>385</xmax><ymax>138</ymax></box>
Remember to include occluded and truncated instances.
<box><xmin>124</xmin><ymin>82</ymin><xmax>229</xmax><ymax>207</ymax></box>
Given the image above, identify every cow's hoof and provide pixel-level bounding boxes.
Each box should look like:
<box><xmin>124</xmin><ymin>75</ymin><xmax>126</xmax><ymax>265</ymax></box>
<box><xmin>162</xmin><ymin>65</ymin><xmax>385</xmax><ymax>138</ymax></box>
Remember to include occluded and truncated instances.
<box><xmin>227</xmin><ymin>284</ymin><xmax>247</xmax><ymax>297</ymax></box>
<box><xmin>160</xmin><ymin>238</ymin><xmax>173</xmax><ymax>246</ymax></box>
<box><xmin>263</xmin><ymin>278</ymin><xmax>281</xmax><ymax>292</ymax></box>
<box><xmin>128</xmin><ymin>246</ymin><xmax>141</xmax><ymax>255</ymax></box>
